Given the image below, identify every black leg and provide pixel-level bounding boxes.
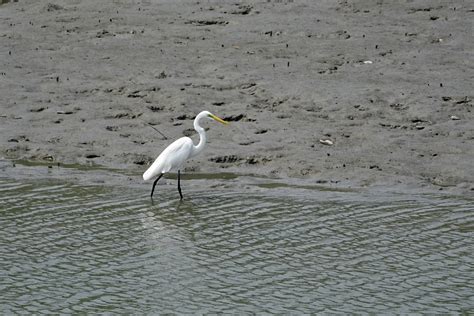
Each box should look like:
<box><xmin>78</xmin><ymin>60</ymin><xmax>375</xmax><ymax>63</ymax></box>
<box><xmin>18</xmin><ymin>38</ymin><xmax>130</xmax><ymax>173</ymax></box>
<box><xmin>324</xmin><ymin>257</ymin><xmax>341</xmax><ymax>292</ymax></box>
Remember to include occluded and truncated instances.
<box><xmin>178</xmin><ymin>170</ymin><xmax>183</xmax><ymax>200</ymax></box>
<box><xmin>150</xmin><ymin>173</ymin><xmax>163</xmax><ymax>199</ymax></box>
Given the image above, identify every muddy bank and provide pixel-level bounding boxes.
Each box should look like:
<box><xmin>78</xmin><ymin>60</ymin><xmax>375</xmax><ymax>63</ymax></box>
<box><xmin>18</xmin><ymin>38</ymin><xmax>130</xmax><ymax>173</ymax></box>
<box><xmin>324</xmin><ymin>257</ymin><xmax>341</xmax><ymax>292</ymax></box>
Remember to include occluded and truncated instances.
<box><xmin>0</xmin><ymin>0</ymin><xmax>473</xmax><ymax>195</ymax></box>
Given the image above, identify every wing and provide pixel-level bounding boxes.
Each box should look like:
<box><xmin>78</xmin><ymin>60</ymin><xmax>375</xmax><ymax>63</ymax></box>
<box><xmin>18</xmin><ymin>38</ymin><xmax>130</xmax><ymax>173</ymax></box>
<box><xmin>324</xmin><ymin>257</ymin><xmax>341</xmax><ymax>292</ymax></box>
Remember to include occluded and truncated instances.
<box><xmin>143</xmin><ymin>137</ymin><xmax>194</xmax><ymax>181</ymax></box>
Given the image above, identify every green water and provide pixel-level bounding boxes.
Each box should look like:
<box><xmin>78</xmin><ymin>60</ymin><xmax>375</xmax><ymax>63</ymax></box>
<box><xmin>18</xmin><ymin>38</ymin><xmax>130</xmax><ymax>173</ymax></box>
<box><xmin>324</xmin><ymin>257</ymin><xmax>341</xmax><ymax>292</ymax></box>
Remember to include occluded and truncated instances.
<box><xmin>0</xmin><ymin>172</ymin><xmax>473</xmax><ymax>313</ymax></box>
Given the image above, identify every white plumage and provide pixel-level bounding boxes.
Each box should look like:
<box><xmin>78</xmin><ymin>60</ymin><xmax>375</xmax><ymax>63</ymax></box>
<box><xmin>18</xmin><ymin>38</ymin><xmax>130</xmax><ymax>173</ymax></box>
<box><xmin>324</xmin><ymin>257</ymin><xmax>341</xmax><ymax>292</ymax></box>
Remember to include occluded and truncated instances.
<box><xmin>143</xmin><ymin>137</ymin><xmax>194</xmax><ymax>181</ymax></box>
<box><xmin>143</xmin><ymin>110</ymin><xmax>228</xmax><ymax>199</ymax></box>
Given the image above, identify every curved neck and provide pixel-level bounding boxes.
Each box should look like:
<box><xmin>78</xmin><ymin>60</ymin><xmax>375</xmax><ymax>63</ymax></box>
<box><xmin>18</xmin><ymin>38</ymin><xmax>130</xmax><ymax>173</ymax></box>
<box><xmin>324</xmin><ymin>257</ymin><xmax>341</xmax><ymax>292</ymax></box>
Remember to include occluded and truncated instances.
<box><xmin>191</xmin><ymin>114</ymin><xmax>207</xmax><ymax>157</ymax></box>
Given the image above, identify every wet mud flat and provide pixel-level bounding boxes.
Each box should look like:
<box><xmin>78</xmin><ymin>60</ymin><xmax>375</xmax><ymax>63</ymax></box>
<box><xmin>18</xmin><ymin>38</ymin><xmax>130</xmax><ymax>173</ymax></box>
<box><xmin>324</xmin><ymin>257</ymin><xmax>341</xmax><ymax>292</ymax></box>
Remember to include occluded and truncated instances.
<box><xmin>0</xmin><ymin>0</ymin><xmax>473</xmax><ymax>195</ymax></box>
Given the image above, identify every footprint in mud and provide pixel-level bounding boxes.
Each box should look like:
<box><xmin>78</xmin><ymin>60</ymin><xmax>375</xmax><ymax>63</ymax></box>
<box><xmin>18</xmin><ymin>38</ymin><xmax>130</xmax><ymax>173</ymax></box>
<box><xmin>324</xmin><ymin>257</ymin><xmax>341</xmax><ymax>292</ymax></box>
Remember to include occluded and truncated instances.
<box><xmin>245</xmin><ymin>156</ymin><xmax>272</xmax><ymax>165</ymax></box>
<box><xmin>30</xmin><ymin>107</ymin><xmax>46</xmax><ymax>112</ymax></box>
<box><xmin>390</xmin><ymin>103</ymin><xmax>409</xmax><ymax>111</ymax></box>
<box><xmin>223</xmin><ymin>114</ymin><xmax>246</xmax><ymax>121</ymax></box>
<box><xmin>86</xmin><ymin>154</ymin><xmax>101</xmax><ymax>159</ymax></box>
<box><xmin>127</xmin><ymin>90</ymin><xmax>146</xmax><ymax>98</ymax></box>
<box><xmin>106</xmin><ymin>113</ymin><xmax>137</xmax><ymax>119</ymax></box>
<box><xmin>148</xmin><ymin>105</ymin><xmax>164</xmax><ymax>112</ymax></box>
<box><xmin>176</xmin><ymin>114</ymin><xmax>194</xmax><ymax>120</ymax></box>
<box><xmin>228</xmin><ymin>4</ymin><xmax>253</xmax><ymax>15</ymax></box>
<box><xmin>239</xmin><ymin>140</ymin><xmax>256</xmax><ymax>146</ymax></box>
<box><xmin>120</xmin><ymin>153</ymin><xmax>153</xmax><ymax>166</ymax></box>
<box><xmin>182</xmin><ymin>129</ymin><xmax>195</xmax><ymax>137</ymax></box>
<box><xmin>185</xmin><ymin>20</ymin><xmax>229</xmax><ymax>26</ymax></box>
<box><xmin>209</xmin><ymin>155</ymin><xmax>242</xmax><ymax>163</ymax></box>
<box><xmin>8</xmin><ymin>135</ymin><xmax>29</xmax><ymax>143</ymax></box>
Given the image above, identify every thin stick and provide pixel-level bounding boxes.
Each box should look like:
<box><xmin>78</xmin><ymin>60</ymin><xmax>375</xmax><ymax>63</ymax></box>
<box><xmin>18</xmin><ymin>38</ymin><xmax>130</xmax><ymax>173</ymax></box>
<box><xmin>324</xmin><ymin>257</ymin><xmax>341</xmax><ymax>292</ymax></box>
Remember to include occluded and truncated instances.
<box><xmin>136</xmin><ymin>117</ymin><xmax>168</xmax><ymax>140</ymax></box>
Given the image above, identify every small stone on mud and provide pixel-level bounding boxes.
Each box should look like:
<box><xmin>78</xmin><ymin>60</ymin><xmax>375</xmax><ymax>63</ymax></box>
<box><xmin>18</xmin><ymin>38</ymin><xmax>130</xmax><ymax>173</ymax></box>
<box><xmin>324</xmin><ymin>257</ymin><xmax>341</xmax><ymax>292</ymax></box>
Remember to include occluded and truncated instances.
<box><xmin>42</xmin><ymin>155</ymin><xmax>54</xmax><ymax>161</ymax></box>
<box><xmin>319</xmin><ymin>139</ymin><xmax>334</xmax><ymax>146</ymax></box>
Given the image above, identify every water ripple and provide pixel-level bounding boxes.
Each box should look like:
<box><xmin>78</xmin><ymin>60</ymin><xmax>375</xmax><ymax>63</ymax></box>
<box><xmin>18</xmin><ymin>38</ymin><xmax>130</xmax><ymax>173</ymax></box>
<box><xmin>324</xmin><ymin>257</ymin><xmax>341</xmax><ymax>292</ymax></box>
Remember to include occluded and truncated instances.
<box><xmin>0</xmin><ymin>178</ymin><xmax>473</xmax><ymax>314</ymax></box>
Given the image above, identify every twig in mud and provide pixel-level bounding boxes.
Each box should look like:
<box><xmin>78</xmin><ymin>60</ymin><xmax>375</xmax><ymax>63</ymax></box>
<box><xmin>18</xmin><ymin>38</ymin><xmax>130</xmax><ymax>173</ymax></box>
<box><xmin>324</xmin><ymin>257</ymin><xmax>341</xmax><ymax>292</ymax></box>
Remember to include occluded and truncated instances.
<box><xmin>136</xmin><ymin>117</ymin><xmax>168</xmax><ymax>140</ymax></box>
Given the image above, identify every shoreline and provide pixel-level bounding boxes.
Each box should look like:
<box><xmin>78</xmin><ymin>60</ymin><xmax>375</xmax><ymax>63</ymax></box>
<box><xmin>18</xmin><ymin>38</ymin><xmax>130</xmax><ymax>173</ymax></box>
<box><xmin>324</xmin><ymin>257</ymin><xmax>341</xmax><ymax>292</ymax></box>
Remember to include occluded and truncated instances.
<box><xmin>3</xmin><ymin>158</ymin><xmax>473</xmax><ymax>201</ymax></box>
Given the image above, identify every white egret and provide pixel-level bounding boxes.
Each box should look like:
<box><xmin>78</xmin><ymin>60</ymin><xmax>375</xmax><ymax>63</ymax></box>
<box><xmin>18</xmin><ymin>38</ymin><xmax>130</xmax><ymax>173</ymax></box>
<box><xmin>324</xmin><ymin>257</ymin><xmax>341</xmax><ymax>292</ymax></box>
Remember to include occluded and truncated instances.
<box><xmin>143</xmin><ymin>110</ymin><xmax>229</xmax><ymax>199</ymax></box>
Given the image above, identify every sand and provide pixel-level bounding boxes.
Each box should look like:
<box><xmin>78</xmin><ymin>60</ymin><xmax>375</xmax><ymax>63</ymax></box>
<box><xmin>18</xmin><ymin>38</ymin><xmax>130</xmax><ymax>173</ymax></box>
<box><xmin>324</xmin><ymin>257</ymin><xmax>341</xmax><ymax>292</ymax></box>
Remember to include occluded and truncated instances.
<box><xmin>1</xmin><ymin>0</ymin><xmax>473</xmax><ymax>195</ymax></box>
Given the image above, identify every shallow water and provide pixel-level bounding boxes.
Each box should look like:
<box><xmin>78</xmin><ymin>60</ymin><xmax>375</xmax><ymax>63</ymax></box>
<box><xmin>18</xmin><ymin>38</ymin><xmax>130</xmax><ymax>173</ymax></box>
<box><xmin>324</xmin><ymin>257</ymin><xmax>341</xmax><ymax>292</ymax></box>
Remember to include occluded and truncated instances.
<box><xmin>0</xmin><ymin>177</ymin><xmax>473</xmax><ymax>314</ymax></box>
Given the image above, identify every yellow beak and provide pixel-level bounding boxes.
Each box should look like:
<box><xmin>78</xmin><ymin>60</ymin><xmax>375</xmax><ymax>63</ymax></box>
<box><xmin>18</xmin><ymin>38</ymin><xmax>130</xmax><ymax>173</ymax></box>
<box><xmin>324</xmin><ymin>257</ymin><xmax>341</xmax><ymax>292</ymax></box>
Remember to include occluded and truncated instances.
<box><xmin>210</xmin><ymin>114</ymin><xmax>229</xmax><ymax>125</ymax></box>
